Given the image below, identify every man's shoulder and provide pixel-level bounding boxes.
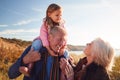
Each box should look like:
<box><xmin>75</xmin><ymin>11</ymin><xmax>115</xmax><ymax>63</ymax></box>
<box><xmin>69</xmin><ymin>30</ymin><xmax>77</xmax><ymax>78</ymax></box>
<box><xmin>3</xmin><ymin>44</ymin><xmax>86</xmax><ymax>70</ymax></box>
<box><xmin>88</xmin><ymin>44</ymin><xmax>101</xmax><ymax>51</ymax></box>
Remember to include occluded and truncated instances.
<box><xmin>39</xmin><ymin>47</ymin><xmax>47</xmax><ymax>52</ymax></box>
<box><xmin>24</xmin><ymin>46</ymin><xmax>47</xmax><ymax>55</ymax></box>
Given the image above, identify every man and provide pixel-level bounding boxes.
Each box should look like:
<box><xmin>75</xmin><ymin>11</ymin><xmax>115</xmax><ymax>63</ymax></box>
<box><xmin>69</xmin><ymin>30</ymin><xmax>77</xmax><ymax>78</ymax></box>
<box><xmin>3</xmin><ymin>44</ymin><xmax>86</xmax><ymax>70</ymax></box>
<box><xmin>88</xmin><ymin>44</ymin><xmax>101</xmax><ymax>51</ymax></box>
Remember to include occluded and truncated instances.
<box><xmin>8</xmin><ymin>26</ymin><xmax>69</xmax><ymax>80</ymax></box>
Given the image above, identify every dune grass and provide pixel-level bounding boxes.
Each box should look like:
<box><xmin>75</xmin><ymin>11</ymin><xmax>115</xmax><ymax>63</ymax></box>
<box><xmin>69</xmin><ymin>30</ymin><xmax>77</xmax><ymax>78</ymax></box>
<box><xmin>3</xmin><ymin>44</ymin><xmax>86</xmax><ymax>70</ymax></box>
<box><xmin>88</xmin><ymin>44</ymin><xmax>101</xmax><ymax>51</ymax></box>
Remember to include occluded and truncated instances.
<box><xmin>0</xmin><ymin>38</ymin><xmax>120</xmax><ymax>80</ymax></box>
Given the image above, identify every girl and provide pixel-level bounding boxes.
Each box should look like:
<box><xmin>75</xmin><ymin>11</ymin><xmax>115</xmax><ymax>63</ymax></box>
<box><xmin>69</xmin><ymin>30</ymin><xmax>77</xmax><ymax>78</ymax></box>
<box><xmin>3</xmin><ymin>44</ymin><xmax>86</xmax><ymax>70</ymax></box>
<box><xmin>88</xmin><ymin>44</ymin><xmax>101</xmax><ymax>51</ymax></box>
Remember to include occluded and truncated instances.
<box><xmin>19</xmin><ymin>3</ymin><xmax>68</xmax><ymax>77</ymax></box>
<box><xmin>33</xmin><ymin>3</ymin><xmax>65</xmax><ymax>56</ymax></box>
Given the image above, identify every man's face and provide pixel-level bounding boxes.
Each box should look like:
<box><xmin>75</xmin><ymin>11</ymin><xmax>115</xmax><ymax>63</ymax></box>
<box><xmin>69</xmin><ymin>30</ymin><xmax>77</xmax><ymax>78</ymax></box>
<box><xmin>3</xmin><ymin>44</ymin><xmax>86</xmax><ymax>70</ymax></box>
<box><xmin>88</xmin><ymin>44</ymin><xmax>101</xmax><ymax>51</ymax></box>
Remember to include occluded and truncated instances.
<box><xmin>49</xmin><ymin>33</ymin><xmax>67</xmax><ymax>53</ymax></box>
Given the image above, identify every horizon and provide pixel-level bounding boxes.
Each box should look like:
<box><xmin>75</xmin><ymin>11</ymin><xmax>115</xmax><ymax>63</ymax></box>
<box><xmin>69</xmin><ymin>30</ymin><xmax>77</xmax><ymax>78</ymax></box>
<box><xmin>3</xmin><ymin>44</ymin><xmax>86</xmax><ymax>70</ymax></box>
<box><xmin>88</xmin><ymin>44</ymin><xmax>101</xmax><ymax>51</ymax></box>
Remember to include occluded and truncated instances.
<box><xmin>1</xmin><ymin>36</ymin><xmax>120</xmax><ymax>50</ymax></box>
<box><xmin>0</xmin><ymin>0</ymin><xmax>120</xmax><ymax>49</ymax></box>
<box><xmin>1</xmin><ymin>36</ymin><xmax>120</xmax><ymax>57</ymax></box>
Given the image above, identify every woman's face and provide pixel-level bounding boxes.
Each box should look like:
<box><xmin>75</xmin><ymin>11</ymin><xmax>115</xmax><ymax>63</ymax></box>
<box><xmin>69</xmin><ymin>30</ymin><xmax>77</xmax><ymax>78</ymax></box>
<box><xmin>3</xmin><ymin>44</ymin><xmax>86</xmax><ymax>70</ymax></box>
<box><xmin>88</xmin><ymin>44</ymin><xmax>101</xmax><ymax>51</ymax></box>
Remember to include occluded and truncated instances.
<box><xmin>84</xmin><ymin>42</ymin><xmax>93</xmax><ymax>56</ymax></box>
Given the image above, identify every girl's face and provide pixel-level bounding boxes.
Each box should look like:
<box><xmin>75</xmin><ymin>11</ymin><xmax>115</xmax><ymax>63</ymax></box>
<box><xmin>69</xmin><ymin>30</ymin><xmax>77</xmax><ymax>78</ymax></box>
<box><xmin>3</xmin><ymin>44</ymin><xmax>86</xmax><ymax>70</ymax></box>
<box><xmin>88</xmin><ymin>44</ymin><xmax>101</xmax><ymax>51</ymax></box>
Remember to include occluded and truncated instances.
<box><xmin>48</xmin><ymin>9</ymin><xmax>62</xmax><ymax>23</ymax></box>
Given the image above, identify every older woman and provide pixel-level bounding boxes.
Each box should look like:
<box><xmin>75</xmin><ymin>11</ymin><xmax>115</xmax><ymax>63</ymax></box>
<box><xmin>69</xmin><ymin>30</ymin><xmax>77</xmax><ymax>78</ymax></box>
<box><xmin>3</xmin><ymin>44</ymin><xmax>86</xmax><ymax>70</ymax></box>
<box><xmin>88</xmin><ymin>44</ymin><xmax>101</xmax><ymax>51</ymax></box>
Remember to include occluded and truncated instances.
<box><xmin>60</xmin><ymin>38</ymin><xmax>114</xmax><ymax>80</ymax></box>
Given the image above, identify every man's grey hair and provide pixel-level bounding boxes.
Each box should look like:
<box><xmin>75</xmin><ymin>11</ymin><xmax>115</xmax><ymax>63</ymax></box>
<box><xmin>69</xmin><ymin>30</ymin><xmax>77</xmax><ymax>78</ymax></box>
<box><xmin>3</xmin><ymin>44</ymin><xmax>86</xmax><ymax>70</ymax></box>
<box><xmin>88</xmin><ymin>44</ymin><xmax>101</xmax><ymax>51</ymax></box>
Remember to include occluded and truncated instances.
<box><xmin>49</xmin><ymin>26</ymin><xmax>67</xmax><ymax>36</ymax></box>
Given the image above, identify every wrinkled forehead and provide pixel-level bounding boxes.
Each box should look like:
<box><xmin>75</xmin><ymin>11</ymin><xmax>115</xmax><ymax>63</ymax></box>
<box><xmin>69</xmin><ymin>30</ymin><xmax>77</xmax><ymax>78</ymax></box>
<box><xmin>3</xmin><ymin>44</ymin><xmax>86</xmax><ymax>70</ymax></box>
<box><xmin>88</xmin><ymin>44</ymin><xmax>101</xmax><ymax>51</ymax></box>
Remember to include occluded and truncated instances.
<box><xmin>50</xmin><ymin>29</ymin><xmax>67</xmax><ymax>37</ymax></box>
<box><xmin>53</xmin><ymin>33</ymin><xmax>67</xmax><ymax>39</ymax></box>
<box><xmin>49</xmin><ymin>26</ymin><xmax>67</xmax><ymax>40</ymax></box>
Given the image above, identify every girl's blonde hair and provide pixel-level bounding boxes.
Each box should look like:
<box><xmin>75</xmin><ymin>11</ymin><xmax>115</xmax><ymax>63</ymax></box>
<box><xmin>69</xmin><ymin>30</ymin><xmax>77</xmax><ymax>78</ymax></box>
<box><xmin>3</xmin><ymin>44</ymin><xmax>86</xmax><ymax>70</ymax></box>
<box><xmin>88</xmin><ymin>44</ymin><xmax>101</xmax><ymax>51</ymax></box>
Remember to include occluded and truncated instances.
<box><xmin>91</xmin><ymin>38</ymin><xmax>114</xmax><ymax>71</ymax></box>
<box><xmin>45</xmin><ymin>3</ymin><xmax>62</xmax><ymax>28</ymax></box>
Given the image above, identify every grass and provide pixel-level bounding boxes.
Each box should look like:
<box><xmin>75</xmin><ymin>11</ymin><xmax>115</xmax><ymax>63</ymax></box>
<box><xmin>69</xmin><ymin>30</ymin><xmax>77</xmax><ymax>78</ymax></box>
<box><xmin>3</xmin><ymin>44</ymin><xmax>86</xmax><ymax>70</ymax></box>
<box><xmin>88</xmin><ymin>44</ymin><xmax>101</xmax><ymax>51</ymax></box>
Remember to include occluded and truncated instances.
<box><xmin>0</xmin><ymin>38</ymin><xmax>120</xmax><ymax>80</ymax></box>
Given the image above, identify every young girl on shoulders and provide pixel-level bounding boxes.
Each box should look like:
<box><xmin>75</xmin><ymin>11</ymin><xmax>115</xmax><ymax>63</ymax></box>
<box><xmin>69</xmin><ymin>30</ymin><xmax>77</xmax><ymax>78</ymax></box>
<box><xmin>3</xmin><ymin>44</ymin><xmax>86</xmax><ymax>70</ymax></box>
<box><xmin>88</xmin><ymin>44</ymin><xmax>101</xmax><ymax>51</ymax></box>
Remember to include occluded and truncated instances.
<box><xmin>33</xmin><ymin>3</ymin><xmax>65</xmax><ymax>56</ymax></box>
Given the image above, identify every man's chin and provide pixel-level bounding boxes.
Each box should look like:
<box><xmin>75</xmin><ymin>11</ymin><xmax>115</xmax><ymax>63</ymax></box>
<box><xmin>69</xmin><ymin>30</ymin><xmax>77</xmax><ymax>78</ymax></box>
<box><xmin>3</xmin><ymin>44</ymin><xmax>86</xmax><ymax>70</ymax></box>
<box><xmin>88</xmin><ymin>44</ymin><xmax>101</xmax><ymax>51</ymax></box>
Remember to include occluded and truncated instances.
<box><xmin>54</xmin><ymin>49</ymin><xmax>59</xmax><ymax>54</ymax></box>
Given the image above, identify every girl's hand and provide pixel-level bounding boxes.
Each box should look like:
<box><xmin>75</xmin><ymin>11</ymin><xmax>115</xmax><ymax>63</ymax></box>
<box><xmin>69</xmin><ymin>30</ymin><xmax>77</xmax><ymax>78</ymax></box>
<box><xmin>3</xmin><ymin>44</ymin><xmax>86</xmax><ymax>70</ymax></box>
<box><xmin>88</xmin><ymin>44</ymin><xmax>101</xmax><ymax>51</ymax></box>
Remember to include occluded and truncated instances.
<box><xmin>46</xmin><ymin>46</ymin><xmax>58</xmax><ymax>56</ymax></box>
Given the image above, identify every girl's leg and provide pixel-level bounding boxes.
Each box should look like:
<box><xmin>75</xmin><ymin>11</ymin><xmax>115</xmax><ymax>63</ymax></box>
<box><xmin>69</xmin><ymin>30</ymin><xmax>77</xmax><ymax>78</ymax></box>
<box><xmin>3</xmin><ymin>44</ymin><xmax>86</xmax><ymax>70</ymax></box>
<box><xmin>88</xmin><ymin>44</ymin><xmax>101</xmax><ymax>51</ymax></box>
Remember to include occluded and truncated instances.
<box><xmin>64</xmin><ymin>50</ymin><xmax>69</xmax><ymax>58</ymax></box>
<box><xmin>31</xmin><ymin>39</ymin><xmax>42</xmax><ymax>51</ymax></box>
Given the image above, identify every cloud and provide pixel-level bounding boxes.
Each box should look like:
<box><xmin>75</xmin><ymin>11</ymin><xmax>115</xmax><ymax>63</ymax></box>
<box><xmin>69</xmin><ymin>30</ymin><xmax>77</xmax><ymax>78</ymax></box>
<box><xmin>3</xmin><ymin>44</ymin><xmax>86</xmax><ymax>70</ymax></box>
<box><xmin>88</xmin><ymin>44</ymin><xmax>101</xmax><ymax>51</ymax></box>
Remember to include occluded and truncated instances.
<box><xmin>32</xmin><ymin>8</ymin><xmax>43</xmax><ymax>13</ymax></box>
<box><xmin>100</xmin><ymin>0</ymin><xmax>111</xmax><ymax>8</ymax></box>
<box><xmin>108</xmin><ymin>0</ymin><xmax>120</xmax><ymax>4</ymax></box>
<box><xmin>13</xmin><ymin>19</ymin><xmax>39</xmax><ymax>26</ymax></box>
<box><xmin>0</xmin><ymin>29</ymin><xmax>39</xmax><ymax>35</ymax></box>
<box><xmin>0</xmin><ymin>7</ymin><xmax>30</xmax><ymax>18</ymax></box>
<box><xmin>0</xmin><ymin>24</ymin><xmax>8</xmax><ymax>27</ymax></box>
<box><xmin>63</xmin><ymin>0</ymin><xmax>120</xmax><ymax>10</ymax></box>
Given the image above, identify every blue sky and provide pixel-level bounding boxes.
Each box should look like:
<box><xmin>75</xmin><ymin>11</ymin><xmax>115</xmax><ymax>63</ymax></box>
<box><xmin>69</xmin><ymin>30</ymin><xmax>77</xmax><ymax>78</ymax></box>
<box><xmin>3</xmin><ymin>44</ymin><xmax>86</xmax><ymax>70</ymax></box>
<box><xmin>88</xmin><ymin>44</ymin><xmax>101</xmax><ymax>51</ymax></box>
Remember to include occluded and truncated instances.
<box><xmin>0</xmin><ymin>0</ymin><xmax>120</xmax><ymax>49</ymax></box>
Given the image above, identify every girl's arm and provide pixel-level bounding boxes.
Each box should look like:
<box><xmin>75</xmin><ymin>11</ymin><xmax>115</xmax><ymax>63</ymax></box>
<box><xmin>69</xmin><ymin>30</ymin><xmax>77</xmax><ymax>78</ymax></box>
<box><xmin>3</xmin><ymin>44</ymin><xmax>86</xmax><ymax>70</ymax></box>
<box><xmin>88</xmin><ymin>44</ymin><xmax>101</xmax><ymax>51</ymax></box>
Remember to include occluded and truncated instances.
<box><xmin>40</xmin><ymin>23</ymin><xmax>49</xmax><ymax>47</ymax></box>
<box><xmin>40</xmin><ymin>23</ymin><xmax>57</xmax><ymax>56</ymax></box>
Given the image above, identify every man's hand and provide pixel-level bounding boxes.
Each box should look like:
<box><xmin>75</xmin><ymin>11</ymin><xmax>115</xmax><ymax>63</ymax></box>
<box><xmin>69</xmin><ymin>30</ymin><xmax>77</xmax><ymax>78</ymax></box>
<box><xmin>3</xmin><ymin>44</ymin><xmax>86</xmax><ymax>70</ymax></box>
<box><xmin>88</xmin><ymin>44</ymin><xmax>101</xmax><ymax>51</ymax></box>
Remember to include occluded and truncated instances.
<box><xmin>19</xmin><ymin>66</ymin><xmax>30</xmax><ymax>77</ymax></box>
<box><xmin>23</xmin><ymin>48</ymin><xmax>41</xmax><ymax>64</ymax></box>
<box><xmin>60</xmin><ymin>58</ymin><xmax>74</xmax><ymax>80</ymax></box>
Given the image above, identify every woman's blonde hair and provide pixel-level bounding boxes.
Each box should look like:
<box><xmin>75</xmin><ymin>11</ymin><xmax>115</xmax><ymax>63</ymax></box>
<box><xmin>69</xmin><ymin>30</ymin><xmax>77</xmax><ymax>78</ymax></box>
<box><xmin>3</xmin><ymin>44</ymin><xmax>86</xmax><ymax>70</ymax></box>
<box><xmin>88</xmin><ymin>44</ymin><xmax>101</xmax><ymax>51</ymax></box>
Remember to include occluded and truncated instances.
<box><xmin>91</xmin><ymin>38</ymin><xmax>114</xmax><ymax>70</ymax></box>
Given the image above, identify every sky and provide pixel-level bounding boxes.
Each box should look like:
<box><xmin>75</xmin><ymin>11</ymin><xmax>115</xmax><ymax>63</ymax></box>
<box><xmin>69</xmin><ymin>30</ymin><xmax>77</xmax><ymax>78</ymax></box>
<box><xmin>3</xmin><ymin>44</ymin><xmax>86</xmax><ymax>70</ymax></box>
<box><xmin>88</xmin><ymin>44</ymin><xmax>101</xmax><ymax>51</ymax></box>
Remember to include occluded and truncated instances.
<box><xmin>0</xmin><ymin>0</ymin><xmax>120</xmax><ymax>49</ymax></box>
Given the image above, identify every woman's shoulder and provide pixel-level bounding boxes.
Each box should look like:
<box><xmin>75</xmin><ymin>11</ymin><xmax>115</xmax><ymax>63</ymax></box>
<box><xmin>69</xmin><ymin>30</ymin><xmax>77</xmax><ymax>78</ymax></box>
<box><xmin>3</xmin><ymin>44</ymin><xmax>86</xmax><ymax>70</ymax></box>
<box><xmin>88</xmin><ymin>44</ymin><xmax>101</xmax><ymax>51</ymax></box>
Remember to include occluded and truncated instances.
<box><xmin>86</xmin><ymin>62</ymin><xmax>110</xmax><ymax>80</ymax></box>
<box><xmin>77</xmin><ymin>57</ymin><xmax>87</xmax><ymax>66</ymax></box>
<box><xmin>87</xmin><ymin>62</ymin><xmax>106</xmax><ymax>72</ymax></box>
<box><xmin>74</xmin><ymin>57</ymin><xmax>87</xmax><ymax>71</ymax></box>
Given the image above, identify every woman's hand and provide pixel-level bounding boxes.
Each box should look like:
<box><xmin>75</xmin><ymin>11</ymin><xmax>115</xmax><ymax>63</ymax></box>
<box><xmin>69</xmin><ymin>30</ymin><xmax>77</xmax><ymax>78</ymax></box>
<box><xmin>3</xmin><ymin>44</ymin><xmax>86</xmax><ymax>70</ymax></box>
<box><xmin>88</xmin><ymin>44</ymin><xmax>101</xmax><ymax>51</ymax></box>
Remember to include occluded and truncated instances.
<box><xmin>60</xmin><ymin>58</ymin><xmax>74</xmax><ymax>80</ymax></box>
<box><xmin>23</xmin><ymin>48</ymin><xmax>41</xmax><ymax>64</ymax></box>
